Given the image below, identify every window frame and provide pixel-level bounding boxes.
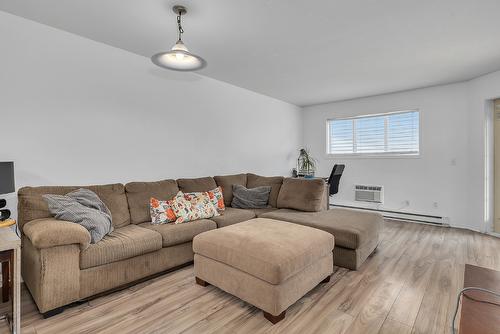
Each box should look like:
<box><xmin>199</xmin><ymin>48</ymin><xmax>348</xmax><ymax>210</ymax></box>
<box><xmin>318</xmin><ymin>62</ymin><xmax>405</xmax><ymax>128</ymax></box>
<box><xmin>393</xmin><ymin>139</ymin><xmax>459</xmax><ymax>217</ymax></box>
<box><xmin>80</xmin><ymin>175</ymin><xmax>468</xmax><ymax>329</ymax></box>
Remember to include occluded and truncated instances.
<box><xmin>325</xmin><ymin>109</ymin><xmax>421</xmax><ymax>158</ymax></box>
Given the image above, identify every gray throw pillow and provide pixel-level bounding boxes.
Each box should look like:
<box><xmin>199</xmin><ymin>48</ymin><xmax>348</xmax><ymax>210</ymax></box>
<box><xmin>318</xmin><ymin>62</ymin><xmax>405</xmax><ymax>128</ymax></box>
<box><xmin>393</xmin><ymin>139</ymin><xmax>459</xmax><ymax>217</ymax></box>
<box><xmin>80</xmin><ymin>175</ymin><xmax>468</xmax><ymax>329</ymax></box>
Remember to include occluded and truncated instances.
<box><xmin>231</xmin><ymin>184</ymin><xmax>272</xmax><ymax>209</ymax></box>
<box><xmin>43</xmin><ymin>188</ymin><xmax>113</xmax><ymax>243</ymax></box>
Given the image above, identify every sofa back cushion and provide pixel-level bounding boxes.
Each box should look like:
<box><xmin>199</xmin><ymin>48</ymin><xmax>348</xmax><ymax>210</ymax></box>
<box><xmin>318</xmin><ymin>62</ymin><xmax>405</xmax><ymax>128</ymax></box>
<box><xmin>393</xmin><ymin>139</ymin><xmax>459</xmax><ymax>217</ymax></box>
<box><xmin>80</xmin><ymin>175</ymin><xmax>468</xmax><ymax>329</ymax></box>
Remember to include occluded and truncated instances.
<box><xmin>177</xmin><ymin>177</ymin><xmax>217</xmax><ymax>193</ymax></box>
<box><xmin>214</xmin><ymin>174</ymin><xmax>247</xmax><ymax>206</ymax></box>
<box><xmin>277</xmin><ymin>178</ymin><xmax>326</xmax><ymax>212</ymax></box>
<box><xmin>18</xmin><ymin>183</ymin><xmax>130</xmax><ymax>230</ymax></box>
<box><xmin>247</xmin><ymin>174</ymin><xmax>284</xmax><ymax>208</ymax></box>
<box><xmin>125</xmin><ymin>179</ymin><xmax>179</xmax><ymax>224</ymax></box>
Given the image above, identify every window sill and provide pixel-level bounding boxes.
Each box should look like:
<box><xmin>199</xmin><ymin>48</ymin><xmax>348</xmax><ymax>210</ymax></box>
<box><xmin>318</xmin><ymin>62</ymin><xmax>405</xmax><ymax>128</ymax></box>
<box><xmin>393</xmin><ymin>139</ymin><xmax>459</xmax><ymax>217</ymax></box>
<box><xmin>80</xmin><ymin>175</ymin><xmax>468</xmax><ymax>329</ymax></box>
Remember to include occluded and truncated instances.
<box><xmin>325</xmin><ymin>153</ymin><xmax>420</xmax><ymax>159</ymax></box>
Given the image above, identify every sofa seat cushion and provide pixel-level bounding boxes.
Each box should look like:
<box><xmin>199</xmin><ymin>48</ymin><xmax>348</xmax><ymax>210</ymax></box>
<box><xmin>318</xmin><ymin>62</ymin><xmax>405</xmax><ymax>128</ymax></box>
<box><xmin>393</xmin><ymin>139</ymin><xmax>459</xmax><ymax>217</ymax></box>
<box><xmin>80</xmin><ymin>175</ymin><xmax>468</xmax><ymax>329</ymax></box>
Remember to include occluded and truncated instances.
<box><xmin>80</xmin><ymin>225</ymin><xmax>162</xmax><ymax>269</ymax></box>
<box><xmin>209</xmin><ymin>207</ymin><xmax>256</xmax><ymax>228</ymax></box>
<box><xmin>193</xmin><ymin>218</ymin><xmax>334</xmax><ymax>284</ymax></box>
<box><xmin>253</xmin><ymin>208</ymin><xmax>279</xmax><ymax>217</ymax></box>
<box><xmin>260</xmin><ymin>208</ymin><xmax>382</xmax><ymax>250</ymax></box>
<box><xmin>140</xmin><ymin>219</ymin><xmax>217</xmax><ymax>247</ymax></box>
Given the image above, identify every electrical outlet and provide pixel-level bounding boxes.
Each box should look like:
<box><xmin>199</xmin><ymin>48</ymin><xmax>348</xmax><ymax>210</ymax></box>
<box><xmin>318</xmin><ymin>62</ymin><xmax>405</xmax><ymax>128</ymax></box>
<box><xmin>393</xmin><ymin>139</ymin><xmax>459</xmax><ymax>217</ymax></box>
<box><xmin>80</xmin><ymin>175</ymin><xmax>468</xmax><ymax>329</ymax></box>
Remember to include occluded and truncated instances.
<box><xmin>433</xmin><ymin>202</ymin><xmax>438</xmax><ymax>208</ymax></box>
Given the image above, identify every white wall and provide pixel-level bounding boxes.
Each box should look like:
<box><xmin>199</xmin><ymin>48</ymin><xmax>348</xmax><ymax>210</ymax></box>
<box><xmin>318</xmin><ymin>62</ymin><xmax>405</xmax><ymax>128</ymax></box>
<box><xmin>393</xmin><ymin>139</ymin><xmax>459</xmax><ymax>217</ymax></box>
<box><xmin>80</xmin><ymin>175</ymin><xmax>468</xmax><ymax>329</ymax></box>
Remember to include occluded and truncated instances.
<box><xmin>303</xmin><ymin>83</ymin><xmax>471</xmax><ymax>228</ymax></box>
<box><xmin>0</xmin><ymin>12</ymin><xmax>302</xmax><ymax>217</ymax></box>
<box><xmin>303</xmin><ymin>71</ymin><xmax>500</xmax><ymax>232</ymax></box>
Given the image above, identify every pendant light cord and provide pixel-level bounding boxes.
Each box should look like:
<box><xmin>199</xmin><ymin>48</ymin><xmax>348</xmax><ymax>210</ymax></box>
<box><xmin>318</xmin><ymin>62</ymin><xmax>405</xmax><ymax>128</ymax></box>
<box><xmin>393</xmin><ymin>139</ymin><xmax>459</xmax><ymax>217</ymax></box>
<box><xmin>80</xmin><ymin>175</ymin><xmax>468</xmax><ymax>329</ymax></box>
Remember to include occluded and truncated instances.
<box><xmin>177</xmin><ymin>13</ymin><xmax>184</xmax><ymax>41</ymax></box>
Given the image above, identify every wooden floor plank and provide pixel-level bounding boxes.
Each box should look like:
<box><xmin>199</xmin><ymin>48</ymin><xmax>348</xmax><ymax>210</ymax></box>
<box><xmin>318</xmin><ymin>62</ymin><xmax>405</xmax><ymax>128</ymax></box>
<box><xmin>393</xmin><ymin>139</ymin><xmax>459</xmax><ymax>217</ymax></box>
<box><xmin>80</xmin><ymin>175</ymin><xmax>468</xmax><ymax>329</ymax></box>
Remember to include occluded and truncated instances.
<box><xmin>387</xmin><ymin>260</ymin><xmax>434</xmax><ymax>327</ymax></box>
<box><xmin>379</xmin><ymin>318</ymin><xmax>412</xmax><ymax>334</ymax></box>
<box><xmin>344</xmin><ymin>279</ymin><xmax>403</xmax><ymax>334</ymax></box>
<box><xmin>0</xmin><ymin>220</ymin><xmax>498</xmax><ymax>334</ymax></box>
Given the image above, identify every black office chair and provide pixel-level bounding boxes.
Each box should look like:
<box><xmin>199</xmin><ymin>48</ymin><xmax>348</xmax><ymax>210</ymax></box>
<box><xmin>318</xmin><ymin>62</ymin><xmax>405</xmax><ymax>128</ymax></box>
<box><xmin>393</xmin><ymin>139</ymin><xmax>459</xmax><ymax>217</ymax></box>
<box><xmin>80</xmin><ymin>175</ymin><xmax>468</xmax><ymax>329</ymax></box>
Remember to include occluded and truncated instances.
<box><xmin>327</xmin><ymin>164</ymin><xmax>345</xmax><ymax>195</ymax></box>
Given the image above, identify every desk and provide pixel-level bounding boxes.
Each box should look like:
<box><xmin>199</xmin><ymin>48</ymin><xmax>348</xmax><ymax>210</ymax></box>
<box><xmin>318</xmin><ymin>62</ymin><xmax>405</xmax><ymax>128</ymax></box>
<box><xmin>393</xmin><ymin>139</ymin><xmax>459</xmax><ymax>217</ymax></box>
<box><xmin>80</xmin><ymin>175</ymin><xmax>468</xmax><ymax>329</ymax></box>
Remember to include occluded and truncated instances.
<box><xmin>0</xmin><ymin>227</ymin><xmax>20</xmax><ymax>334</ymax></box>
<box><xmin>459</xmin><ymin>264</ymin><xmax>500</xmax><ymax>334</ymax></box>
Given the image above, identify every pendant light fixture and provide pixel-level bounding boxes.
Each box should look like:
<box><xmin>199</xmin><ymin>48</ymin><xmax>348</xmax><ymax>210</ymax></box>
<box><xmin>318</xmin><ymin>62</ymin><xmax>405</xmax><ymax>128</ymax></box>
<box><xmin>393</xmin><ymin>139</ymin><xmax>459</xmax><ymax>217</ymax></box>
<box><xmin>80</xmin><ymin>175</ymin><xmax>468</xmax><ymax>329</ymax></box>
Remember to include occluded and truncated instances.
<box><xmin>151</xmin><ymin>5</ymin><xmax>206</xmax><ymax>71</ymax></box>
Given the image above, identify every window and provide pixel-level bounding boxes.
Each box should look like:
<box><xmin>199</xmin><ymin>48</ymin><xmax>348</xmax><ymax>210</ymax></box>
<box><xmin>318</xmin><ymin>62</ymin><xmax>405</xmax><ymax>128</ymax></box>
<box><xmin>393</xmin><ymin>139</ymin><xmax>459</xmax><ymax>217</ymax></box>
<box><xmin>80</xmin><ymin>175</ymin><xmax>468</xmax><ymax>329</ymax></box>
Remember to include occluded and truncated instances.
<box><xmin>327</xmin><ymin>110</ymin><xmax>419</xmax><ymax>155</ymax></box>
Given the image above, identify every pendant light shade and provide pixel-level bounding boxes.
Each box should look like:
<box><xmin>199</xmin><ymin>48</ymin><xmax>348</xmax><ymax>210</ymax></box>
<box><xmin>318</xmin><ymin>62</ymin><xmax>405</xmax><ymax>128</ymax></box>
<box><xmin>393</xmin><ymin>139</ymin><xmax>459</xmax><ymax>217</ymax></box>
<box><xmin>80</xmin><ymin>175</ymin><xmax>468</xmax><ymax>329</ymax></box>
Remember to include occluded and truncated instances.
<box><xmin>151</xmin><ymin>5</ymin><xmax>206</xmax><ymax>72</ymax></box>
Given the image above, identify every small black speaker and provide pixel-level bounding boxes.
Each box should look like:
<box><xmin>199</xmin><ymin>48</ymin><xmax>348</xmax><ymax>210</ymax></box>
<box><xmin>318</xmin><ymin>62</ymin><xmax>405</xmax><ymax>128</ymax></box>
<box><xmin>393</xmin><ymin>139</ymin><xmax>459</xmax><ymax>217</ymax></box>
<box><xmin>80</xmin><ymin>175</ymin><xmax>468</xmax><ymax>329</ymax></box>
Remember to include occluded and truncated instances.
<box><xmin>0</xmin><ymin>209</ymin><xmax>10</xmax><ymax>220</ymax></box>
<box><xmin>0</xmin><ymin>199</ymin><xmax>6</xmax><ymax>208</ymax></box>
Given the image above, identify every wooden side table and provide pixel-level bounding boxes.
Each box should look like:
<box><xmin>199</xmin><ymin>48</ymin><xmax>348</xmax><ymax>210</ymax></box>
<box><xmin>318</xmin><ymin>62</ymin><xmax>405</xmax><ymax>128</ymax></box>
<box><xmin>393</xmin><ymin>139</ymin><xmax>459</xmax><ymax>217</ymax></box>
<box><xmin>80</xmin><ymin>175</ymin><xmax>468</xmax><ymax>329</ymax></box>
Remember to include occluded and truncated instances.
<box><xmin>459</xmin><ymin>264</ymin><xmax>500</xmax><ymax>334</ymax></box>
<box><xmin>0</xmin><ymin>227</ymin><xmax>20</xmax><ymax>334</ymax></box>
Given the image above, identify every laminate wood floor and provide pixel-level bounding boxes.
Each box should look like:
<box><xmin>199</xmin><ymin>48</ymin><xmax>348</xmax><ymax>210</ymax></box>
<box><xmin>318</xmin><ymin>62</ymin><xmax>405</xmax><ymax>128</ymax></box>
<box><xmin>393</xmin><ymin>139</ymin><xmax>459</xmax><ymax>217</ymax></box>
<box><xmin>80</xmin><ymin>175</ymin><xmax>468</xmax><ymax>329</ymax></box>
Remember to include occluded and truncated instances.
<box><xmin>1</xmin><ymin>220</ymin><xmax>500</xmax><ymax>334</ymax></box>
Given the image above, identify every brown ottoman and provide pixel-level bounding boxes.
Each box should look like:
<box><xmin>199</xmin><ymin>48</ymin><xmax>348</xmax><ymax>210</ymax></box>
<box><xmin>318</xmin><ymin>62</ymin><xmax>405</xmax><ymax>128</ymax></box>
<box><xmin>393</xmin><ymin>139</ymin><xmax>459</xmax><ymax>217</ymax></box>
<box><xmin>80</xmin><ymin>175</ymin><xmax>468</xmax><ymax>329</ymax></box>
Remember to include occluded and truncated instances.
<box><xmin>192</xmin><ymin>218</ymin><xmax>334</xmax><ymax>324</ymax></box>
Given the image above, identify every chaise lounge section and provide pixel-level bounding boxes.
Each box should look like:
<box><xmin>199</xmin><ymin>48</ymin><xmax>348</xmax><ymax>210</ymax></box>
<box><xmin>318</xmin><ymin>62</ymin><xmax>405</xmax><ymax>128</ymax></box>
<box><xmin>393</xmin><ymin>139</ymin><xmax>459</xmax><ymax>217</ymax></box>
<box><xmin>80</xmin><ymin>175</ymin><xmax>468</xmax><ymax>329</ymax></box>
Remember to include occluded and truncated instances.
<box><xmin>259</xmin><ymin>208</ymin><xmax>381</xmax><ymax>270</ymax></box>
<box><xmin>17</xmin><ymin>173</ymin><xmax>382</xmax><ymax>316</ymax></box>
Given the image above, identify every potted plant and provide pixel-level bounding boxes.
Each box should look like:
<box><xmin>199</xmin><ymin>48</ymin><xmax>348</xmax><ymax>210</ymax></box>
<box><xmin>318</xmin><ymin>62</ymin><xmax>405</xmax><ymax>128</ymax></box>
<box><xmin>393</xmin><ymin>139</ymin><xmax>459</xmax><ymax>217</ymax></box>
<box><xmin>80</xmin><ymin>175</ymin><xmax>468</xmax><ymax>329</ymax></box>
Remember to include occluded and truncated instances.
<box><xmin>297</xmin><ymin>148</ymin><xmax>317</xmax><ymax>178</ymax></box>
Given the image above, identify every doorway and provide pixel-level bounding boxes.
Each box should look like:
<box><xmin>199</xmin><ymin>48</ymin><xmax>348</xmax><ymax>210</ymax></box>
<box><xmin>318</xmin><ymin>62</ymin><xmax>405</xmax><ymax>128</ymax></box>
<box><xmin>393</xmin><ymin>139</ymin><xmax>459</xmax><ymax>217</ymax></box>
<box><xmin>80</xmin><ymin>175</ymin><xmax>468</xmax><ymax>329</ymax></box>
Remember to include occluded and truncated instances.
<box><xmin>494</xmin><ymin>99</ymin><xmax>500</xmax><ymax>232</ymax></box>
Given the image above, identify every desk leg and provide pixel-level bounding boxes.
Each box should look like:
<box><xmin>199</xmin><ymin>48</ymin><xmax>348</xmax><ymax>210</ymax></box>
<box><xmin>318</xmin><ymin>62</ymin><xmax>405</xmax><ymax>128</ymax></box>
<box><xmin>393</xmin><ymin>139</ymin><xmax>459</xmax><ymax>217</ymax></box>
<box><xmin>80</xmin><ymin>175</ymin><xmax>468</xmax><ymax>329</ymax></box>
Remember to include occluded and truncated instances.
<box><xmin>1</xmin><ymin>260</ymin><xmax>8</xmax><ymax>303</ymax></box>
<box><xmin>12</xmin><ymin>247</ymin><xmax>20</xmax><ymax>334</ymax></box>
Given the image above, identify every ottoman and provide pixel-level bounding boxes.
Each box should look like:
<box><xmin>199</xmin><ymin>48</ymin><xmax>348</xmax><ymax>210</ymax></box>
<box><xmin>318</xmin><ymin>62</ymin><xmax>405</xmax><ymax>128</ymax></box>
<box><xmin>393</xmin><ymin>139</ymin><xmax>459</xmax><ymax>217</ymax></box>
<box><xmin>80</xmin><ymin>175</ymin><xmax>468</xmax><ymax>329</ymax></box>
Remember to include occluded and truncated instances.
<box><xmin>192</xmin><ymin>218</ymin><xmax>334</xmax><ymax>324</ymax></box>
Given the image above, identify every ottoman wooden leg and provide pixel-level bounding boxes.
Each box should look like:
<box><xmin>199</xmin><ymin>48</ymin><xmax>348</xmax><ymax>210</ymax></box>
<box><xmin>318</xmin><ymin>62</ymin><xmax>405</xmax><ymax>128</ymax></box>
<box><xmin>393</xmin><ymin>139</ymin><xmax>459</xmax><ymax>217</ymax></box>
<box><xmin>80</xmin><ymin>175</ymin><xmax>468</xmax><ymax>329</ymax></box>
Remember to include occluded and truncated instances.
<box><xmin>263</xmin><ymin>310</ymin><xmax>286</xmax><ymax>324</ymax></box>
<box><xmin>195</xmin><ymin>277</ymin><xmax>209</xmax><ymax>287</ymax></box>
<box><xmin>321</xmin><ymin>275</ymin><xmax>331</xmax><ymax>283</ymax></box>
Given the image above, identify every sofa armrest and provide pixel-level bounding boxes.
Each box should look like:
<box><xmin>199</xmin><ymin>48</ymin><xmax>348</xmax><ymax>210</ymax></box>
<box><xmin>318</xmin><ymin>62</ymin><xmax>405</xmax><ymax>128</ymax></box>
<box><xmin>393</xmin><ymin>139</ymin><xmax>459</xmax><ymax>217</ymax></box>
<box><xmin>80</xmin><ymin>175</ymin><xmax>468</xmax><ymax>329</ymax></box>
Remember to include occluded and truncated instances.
<box><xmin>23</xmin><ymin>218</ymin><xmax>91</xmax><ymax>250</ymax></box>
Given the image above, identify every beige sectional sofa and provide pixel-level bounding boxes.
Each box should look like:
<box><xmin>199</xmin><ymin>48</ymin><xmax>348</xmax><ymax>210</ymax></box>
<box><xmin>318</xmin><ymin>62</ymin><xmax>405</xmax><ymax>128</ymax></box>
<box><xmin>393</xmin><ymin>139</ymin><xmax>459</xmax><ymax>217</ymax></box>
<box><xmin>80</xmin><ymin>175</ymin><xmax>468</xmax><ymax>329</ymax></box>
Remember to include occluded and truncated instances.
<box><xmin>17</xmin><ymin>173</ymin><xmax>382</xmax><ymax>316</ymax></box>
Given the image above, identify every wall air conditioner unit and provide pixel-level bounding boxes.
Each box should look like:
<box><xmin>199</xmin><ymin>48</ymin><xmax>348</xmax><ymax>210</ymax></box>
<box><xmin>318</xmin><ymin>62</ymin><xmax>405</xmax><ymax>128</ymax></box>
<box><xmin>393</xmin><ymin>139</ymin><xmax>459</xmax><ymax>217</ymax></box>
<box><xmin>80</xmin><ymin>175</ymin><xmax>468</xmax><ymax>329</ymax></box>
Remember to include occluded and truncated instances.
<box><xmin>355</xmin><ymin>185</ymin><xmax>383</xmax><ymax>203</ymax></box>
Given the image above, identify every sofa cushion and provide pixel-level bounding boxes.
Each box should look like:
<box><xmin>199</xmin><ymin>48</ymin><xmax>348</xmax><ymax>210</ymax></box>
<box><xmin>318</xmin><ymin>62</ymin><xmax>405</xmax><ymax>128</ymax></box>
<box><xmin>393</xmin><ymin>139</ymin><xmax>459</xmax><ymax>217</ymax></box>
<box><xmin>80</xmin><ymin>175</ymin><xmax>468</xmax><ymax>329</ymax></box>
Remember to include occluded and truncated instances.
<box><xmin>193</xmin><ymin>218</ymin><xmax>334</xmax><ymax>284</ymax></box>
<box><xmin>260</xmin><ymin>208</ymin><xmax>382</xmax><ymax>250</ymax></box>
<box><xmin>231</xmin><ymin>184</ymin><xmax>271</xmax><ymax>209</ymax></box>
<box><xmin>177</xmin><ymin>177</ymin><xmax>217</xmax><ymax>193</ymax></box>
<box><xmin>209</xmin><ymin>207</ymin><xmax>256</xmax><ymax>228</ymax></box>
<box><xmin>140</xmin><ymin>219</ymin><xmax>216</xmax><ymax>247</ymax></box>
<box><xmin>214</xmin><ymin>174</ymin><xmax>247</xmax><ymax>206</ymax></box>
<box><xmin>80</xmin><ymin>225</ymin><xmax>162</xmax><ymax>269</ymax></box>
<box><xmin>277</xmin><ymin>178</ymin><xmax>326</xmax><ymax>212</ymax></box>
<box><xmin>125</xmin><ymin>179</ymin><xmax>179</xmax><ymax>224</ymax></box>
<box><xmin>253</xmin><ymin>208</ymin><xmax>279</xmax><ymax>217</ymax></box>
<box><xmin>18</xmin><ymin>183</ymin><xmax>130</xmax><ymax>230</ymax></box>
<box><xmin>247</xmin><ymin>174</ymin><xmax>284</xmax><ymax>208</ymax></box>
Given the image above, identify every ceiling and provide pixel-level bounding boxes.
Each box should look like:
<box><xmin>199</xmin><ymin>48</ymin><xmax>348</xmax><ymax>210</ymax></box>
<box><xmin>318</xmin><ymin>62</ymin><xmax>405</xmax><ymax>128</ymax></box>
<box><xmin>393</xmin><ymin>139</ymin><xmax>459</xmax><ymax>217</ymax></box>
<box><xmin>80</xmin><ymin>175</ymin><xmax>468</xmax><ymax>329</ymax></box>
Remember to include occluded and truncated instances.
<box><xmin>2</xmin><ymin>0</ymin><xmax>500</xmax><ymax>106</ymax></box>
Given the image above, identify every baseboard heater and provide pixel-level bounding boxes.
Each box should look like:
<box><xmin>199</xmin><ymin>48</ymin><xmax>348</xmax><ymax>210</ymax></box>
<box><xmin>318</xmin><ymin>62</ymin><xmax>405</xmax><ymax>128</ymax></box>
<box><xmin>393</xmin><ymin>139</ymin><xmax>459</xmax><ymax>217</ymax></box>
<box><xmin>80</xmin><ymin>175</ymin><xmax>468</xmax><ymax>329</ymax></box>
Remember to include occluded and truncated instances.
<box><xmin>330</xmin><ymin>204</ymin><xmax>448</xmax><ymax>226</ymax></box>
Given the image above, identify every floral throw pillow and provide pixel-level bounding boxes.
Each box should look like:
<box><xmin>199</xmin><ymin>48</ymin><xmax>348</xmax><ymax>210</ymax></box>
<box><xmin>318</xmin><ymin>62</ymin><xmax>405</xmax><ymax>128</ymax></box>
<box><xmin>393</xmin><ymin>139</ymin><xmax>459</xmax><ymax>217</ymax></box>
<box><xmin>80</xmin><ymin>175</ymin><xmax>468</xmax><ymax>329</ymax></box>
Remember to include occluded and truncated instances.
<box><xmin>208</xmin><ymin>186</ymin><xmax>225</xmax><ymax>212</ymax></box>
<box><xmin>171</xmin><ymin>191</ymin><xmax>219</xmax><ymax>224</ymax></box>
<box><xmin>185</xmin><ymin>186</ymin><xmax>225</xmax><ymax>213</ymax></box>
<box><xmin>150</xmin><ymin>197</ymin><xmax>176</xmax><ymax>224</ymax></box>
